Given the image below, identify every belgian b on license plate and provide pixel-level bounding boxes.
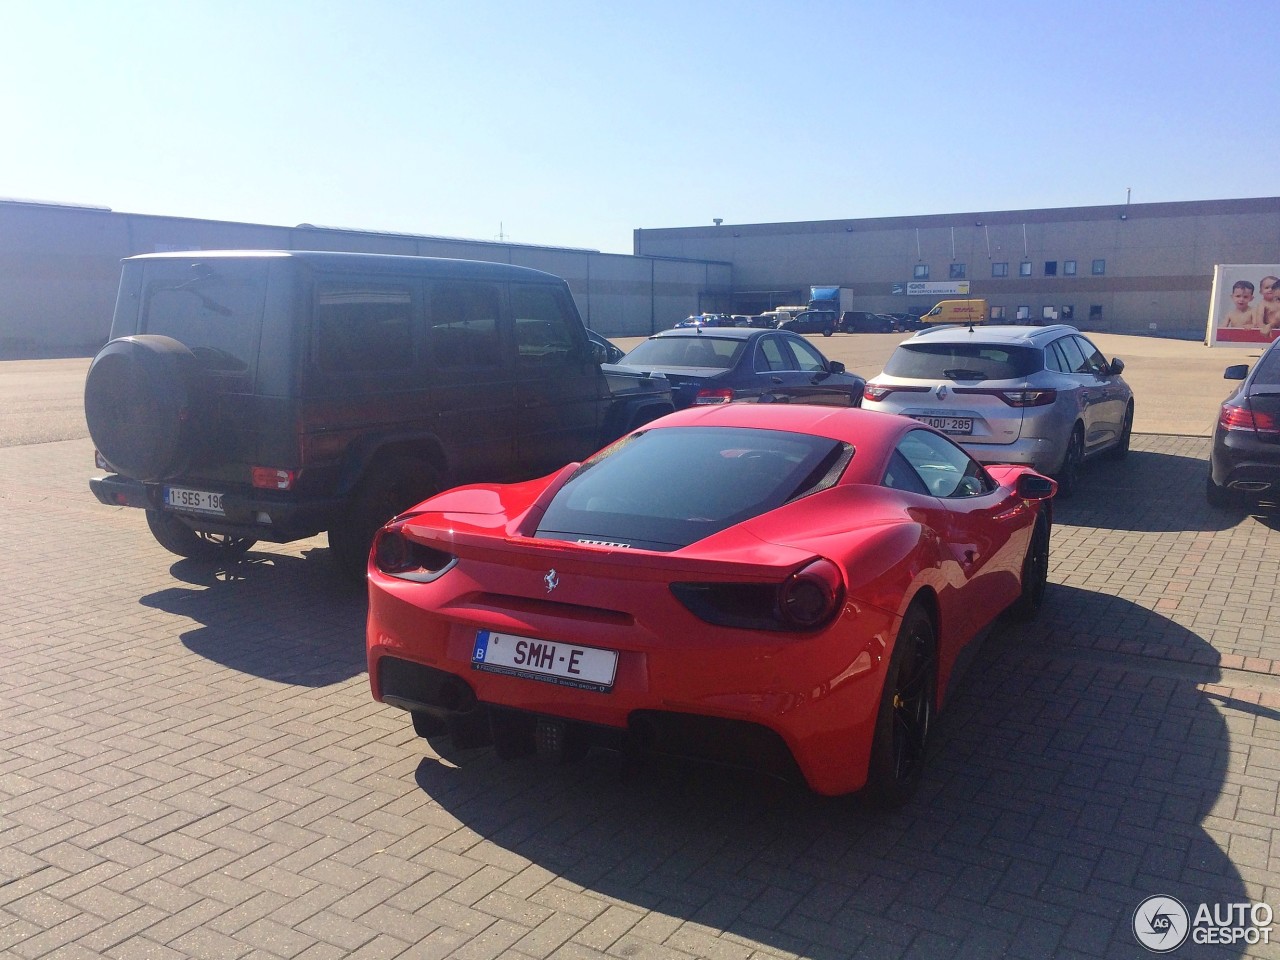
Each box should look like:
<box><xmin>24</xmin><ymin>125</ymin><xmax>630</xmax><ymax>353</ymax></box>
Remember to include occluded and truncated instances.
<box><xmin>472</xmin><ymin>629</ymin><xmax>617</xmax><ymax>692</ymax></box>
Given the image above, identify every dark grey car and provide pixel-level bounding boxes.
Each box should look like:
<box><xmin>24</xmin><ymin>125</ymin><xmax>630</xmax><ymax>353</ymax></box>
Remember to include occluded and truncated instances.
<box><xmin>618</xmin><ymin>327</ymin><xmax>864</xmax><ymax>409</ymax></box>
<box><xmin>1207</xmin><ymin>337</ymin><xmax>1280</xmax><ymax>507</ymax></box>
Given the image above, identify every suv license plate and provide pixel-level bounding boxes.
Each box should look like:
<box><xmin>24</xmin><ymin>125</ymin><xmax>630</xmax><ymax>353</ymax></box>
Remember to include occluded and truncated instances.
<box><xmin>164</xmin><ymin>486</ymin><xmax>225</xmax><ymax>515</ymax></box>
<box><xmin>472</xmin><ymin>629</ymin><xmax>617</xmax><ymax>692</ymax></box>
<box><xmin>914</xmin><ymin>415</ymin><xmax>974</xmax><ymax>435</ymax></box>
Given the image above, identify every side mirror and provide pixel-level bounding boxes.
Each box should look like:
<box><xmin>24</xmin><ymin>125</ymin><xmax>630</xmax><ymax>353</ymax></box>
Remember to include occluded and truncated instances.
<box><xmin>1108</xmin><ymin>358</ymin><xmax>1124</xmax><ymax>375</ymax></box>
<box><xmin>828</xmin><ymin>360</ymin><xmax>846</xmax><ymax>374</ymax></box>
<box><xmin>1016</xmin><ymin>473</ymin><xmax>1056</xmax><ymax>501</ymax></box>
<box><xmin>589</xmin><ymin>342</ymin><xmax>609</xmax><ymax>365</ymax></box>
<box><xmin>1224</xmin><ymin>364</ymin><xmax>1248</xmax><ymax>380</ymax></box>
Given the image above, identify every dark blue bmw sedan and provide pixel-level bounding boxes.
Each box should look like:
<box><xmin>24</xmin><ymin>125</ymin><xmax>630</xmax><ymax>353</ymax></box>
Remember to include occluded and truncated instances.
<box><xmin>618</xmin><ymin>327</ymin><xmax>864</xmax><ymax>409</ymax></box>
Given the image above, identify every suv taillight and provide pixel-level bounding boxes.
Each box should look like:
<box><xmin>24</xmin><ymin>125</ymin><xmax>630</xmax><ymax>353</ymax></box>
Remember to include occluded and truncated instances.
<box><xmin>252</xmin><ymin>467</ymin><xmax>297</xmax><ymax>490</ymax></box>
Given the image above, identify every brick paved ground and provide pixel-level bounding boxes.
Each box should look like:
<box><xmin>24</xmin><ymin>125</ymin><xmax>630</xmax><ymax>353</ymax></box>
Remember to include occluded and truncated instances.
<box><xmin>1</xmin><ymin>434</ymin><xmax>1277</xmax><ymax>960</ymax></box>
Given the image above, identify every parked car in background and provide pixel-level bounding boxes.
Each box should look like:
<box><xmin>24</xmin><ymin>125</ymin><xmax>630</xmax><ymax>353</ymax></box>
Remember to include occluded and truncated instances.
<box><xmin>860</xmin><ymin>324</ymin><xmax>1133</xmax><ymax>496</ymax></box>
<box><xmin>778</xmin><ymin>310</ymin><xmax>837</xmax><ymax>337</ymax></box>
<box><xmin>1207</xmin><ymin>335</ymin><xmax>1280</xmax><ymax>507</ymax></box>
<box><xmin>841</xmin><ymin>311</ymin><xmax>895</xmax><ymax>333</ymax></box>
<box><xmin>746</xmin><ymin>314</ymin><xmax>778</xmax><ymax>328</ymax></box>
<box><xmin>366</xmin><ymin>403</ymin><xmax>1056</xmax><ymax>806</ymax></box>
<box><xmin>675</xmin><ymin>313</ymin><xmax>735</xmax><ymax>329</ymax></box>
<box><xmin>586</xmin><ymin>329</ymin><xmax>625</xmax><ymax>364</ymax></box>
<box><xmin>619</xmin><ymin>327</ymin><xmax>864</xmax><ymax>409</ymax></box>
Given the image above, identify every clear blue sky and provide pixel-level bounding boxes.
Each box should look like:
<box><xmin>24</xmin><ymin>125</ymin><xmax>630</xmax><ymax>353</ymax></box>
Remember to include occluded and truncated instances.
<box><xmin>3</xmin><ymin>0</ymin><xmax>1277</xmax><ymax>254</ymax></box>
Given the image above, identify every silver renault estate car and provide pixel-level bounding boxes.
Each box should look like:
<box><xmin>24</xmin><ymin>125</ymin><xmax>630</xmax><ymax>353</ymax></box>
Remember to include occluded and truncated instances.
<box><xmin>861</xmin><ymin>324</ymin><xmax>1134</xmax><ymax>496</ymax></box>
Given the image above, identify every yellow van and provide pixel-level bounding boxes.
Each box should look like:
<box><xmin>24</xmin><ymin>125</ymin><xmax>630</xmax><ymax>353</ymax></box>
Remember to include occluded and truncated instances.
<box><xmin>921</xmin><ymin>299</ymin><xmax>988</xmax><ymax>325</ymax></box>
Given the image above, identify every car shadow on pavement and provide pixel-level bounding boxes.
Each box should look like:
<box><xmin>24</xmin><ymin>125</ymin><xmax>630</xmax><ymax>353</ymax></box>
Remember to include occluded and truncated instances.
<box><xmin>138</xmin><ymin>548</ymin><xmax>368</xmax><ymax>686</ymax></box>
<box><xmin>409</xmin><ymin>588</ymin><xmax>1251</xmax><ymax>959</ymax></box>
<box><xmin>1060</xmin><ymin>448</ymin><xmax>1245</xmax><ymax>533</ymax></box>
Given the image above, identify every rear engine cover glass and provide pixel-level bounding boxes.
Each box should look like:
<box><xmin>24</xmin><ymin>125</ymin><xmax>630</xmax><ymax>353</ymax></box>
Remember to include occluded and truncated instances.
<box><xmin>536</xmin><ymin>426</ymin><xmax>850</xmax><ymax>551</ymax></box>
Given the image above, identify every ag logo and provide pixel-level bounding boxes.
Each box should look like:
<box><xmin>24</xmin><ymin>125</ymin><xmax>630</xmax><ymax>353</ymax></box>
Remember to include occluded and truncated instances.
<box><xmin>1133</xmin><ymin>896</ymin><xmax>1189</xmax><ymax>952</ymax></box>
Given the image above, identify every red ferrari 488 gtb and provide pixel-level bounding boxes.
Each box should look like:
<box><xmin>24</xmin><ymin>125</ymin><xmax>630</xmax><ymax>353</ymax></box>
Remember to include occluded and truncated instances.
<box><xmin>366</xmin><ymin>405</ymin><xmax>1055</xmax><ymax>807</ymax></box>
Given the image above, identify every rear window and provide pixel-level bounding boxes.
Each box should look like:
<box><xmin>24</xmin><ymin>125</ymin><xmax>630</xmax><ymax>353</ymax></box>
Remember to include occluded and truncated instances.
<box><xmin>884</xmin><ymin>341</ymin><xmax>1041</xmax><ymax>381</ymax></box>
<box><xmin>536</xmin><ymin>426</ymin><xmax>852</xmax><ymax>551</ymax></box>
<box><xmin>623</xmin><ymin>336</ymin><xmax>744</xmax><ymax>369</ymax></box>
<box><xmin>1253</xmin><ymin>344</ymin><xmax>1280</xmax><ymax>386</ymax></box>
<box><xmin>140</xmin><ymin>260</ymin><xmax>269</xmax><ymax>374</ymax></box>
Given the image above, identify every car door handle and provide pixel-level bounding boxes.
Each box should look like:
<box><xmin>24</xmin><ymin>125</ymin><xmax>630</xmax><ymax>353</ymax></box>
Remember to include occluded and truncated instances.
<box><xmin>771</xmin><ymin>376</ymin><xmax>784</xmax><ymax>383</ymax></box>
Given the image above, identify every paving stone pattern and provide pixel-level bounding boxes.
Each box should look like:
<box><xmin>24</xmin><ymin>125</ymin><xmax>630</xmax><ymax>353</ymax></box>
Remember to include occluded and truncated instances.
<box><xmin>0</xmin><ymin>435</ymin><xmax>1277</xmax><ymax>960</ymax></box>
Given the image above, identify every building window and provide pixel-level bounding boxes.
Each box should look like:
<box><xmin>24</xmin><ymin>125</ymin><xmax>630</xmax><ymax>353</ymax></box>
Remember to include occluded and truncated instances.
<box><xmin>1091</xmin><ymin>259</ymin><xmax>1106</xmax><ymax>275</ymax></box>
<box><xmin>1064</xmin><ymin>260</ymin><xmax>1077</xmax><ymax>276</ymax></box>
<box><xmin>949</xmin><ymin>262</ymin><xmax>967</xmax><ymax>279</ymax></box>
<box><xmin>990</xmin><ymin>305</ymin><xmax>1006</xmax><ymax>322</ymax></box>
<box><xmin>1016</xmin><ymin>305</ymin><xmax>1031</xmax><ymax>321</ymax></box>
<box><xmin>1042</xmin><ymin>306</ymin><xmax>1056</xmax><ymax>322</ymax></box>
<box><xmin>1019</xmin><ymin>261</ymin><xmax>1033</xmax><ymax>277</ymax></box>
<box><xmin>1062</xmin><ymin>305</ymin><xmax>1075</xmax><ymax>322</ymax></box>
<box><xmin>913</xmin><ymin>264</ymin><xmax>929</xmax><ymax>280</ymax></box>
<box><xmin>1044</xmin><ymin>261</ymin><xmax>1057</xmax><ymax>276</ymax></box>
<box><xmin>1089</xmin><ymin>305</ymin><xmax>1104</xmax><ymax>322</ymax></box>
<box><xmin>992</xmin><ymin>262</ymin><xmax>1008</xmax><ymax>278</ymax></box>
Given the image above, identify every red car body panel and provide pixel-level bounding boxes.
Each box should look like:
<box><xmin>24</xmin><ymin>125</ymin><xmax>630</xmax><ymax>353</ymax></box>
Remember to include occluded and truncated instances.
<box><xmin>367</xmin><ymin>405</ymin><xmax>1052</xmax><ymax>796</ymax></box>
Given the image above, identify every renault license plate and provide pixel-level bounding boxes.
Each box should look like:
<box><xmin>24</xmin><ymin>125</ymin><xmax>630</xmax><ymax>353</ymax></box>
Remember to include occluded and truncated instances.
<box><xmin>914</xmin><ymin>415</ymin><xmax>974</xmax><ymax>435</ymax></box>
<box><xmin>472</xmin><ymin>629</ymin><xmax>617</xmax><ymax>692</ymax></box>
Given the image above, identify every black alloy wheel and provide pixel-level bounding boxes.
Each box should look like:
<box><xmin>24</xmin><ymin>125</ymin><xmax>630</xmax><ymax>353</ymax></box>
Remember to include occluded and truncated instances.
<box><xmin>863</xmin><ymin>604</ymin><xmax>937</xmax><ymax>808</ymax></box>
<box><xmin>1011</xmin><ymin>513</ymin><xmax>1051</xmax><ymax>621</ymax></box>
<box><xmin>1055</xmin><ymin>426</ymin><xmax>1084</xmax><ymax>498</ymax></box>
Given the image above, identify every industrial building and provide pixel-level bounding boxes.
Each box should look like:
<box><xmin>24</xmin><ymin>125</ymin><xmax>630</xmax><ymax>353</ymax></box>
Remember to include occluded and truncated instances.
<box><xmin>3</xmin><ymin>194</ymin><xmax>1277</xmax><ymax>357</ymax></box>
<box><xmin>0</xmin><ymin>199</ymin><xmax>729</xmax><ymax>358</ymax></box>
<box><xmin>635</xmin><ymin>196</ymin><xmax>1280</xmax><ymax>338</ymax></box>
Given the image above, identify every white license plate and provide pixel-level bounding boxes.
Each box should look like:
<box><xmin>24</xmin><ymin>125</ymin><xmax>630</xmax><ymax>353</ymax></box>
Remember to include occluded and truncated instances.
<box><xmin>164</xmin><ymin>486</ymin><xmax>225</xmax><ymax>515</ymax></box>
<box><xmin>914</xmin><ymin>415</ymin><xmax>974</xmax><ymax>435</ymax></box>
<box><xmin>472</xmin><ymin>629</ymin><xmax>617</xmax><ymax>692</ymax></box>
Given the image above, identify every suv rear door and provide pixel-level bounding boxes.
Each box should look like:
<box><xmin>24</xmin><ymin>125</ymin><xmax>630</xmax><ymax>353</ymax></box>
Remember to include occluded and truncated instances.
<box><xmin>423</xmin><ymin>278</ymin><xmax>519</xmax><ymax>483</ymax></box>
<box><xmin>510</xmin><ymin>281</ymin><xmax>604</xmax><ymax>476</ymax></box>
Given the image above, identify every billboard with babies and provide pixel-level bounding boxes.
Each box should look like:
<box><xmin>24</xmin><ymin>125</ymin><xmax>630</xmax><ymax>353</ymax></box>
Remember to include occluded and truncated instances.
<box><xmin>1206</xmin><ymin>264</ymin><xmax>1280</xmax><ymax>346</ymax></box>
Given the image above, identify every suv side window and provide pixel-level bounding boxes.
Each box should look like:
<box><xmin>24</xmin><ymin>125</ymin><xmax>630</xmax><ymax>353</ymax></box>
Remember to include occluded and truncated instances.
<box><xmin>896</xmin><ymin>429</ymin><xmax>995</xmax><ymax>498</ymax></box>
<box><xmin>428</xmin><ymin>280</ymin><xmax>503</xmax><ymax>368</ymax></box>
<box><xmin>313</xmin><ymin>281</ymin><xmax>414</xmax><ymax>373</ymax></box>
<box><xmin>787</xmin><ymin>337</ymin><xmax>829</xmax><ymax>373</ymax></box>
<box><xmin>512</xmin><ymin>283</ymin><xmax>578</xmax><ymax>363</ymax></box>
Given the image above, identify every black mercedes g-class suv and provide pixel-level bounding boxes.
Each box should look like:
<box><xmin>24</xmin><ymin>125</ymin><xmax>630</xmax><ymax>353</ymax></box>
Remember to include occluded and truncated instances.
<box><xmin>85</xmin><ymin>251</ymin><xmax>674</xmax><ymax>579</ymax></box>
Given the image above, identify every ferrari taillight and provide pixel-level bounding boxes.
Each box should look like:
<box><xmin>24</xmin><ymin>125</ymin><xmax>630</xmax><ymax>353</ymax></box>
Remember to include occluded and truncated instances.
<box><xmin>671</xmin><ymin>558</ymin><xmax>845</xmax><ymax>633</ymax></box>
<box><xmin>779</xmin><ymin>559</ymin><xmax>843</xmax><ymax>630</ymax></box>
<box><xmin>372</xmin><ymin>521</ymin><xmax>457</xmax><ymax>582</ymax></box>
